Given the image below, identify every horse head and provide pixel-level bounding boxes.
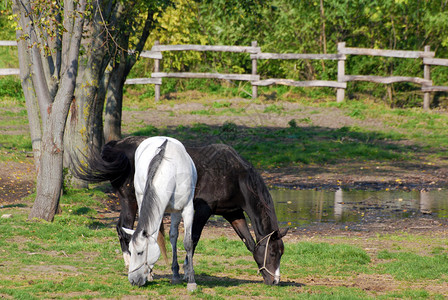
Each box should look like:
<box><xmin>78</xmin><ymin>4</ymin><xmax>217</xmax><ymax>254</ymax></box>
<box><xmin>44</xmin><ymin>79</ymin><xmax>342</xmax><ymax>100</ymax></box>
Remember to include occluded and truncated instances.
<box><xmin>123</xmin><ymin>228</ymin><xmax>161</xmax><ymax>286</ymax></box>
<box><xmin>253</xmin><ymin>228</ymin><xmax>288</xmax><ymax>285</ymax></box>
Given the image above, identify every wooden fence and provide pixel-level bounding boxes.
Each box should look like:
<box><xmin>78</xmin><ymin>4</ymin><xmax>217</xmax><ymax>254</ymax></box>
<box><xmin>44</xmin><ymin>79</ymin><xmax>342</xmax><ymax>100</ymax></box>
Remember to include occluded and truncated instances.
<box><xmin>3</xmin><ymin>40</ymin><xmax>448</xmax><ymax>109</ymax></box>
<box><xmin>0</xmin><ymin>41</ymin><xmax>19</xmax><ymax>76</ymax></box>
<box><xmin>127</xmin><ymin>41</ymin><xmax>448</xmax><ymax>109</ymax></box>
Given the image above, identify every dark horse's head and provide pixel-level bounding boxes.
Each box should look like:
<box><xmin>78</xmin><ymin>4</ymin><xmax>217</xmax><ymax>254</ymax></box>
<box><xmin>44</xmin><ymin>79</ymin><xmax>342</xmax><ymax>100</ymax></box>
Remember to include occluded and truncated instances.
<box><xmin>238</xmin><ymin>163</ymin><xmax>289</xmax><ymax>285</ymax></box>
<box><xmin>253</xmin><ymin>228</ymin><xmax>288</xmax><ymax>285</ymax></box>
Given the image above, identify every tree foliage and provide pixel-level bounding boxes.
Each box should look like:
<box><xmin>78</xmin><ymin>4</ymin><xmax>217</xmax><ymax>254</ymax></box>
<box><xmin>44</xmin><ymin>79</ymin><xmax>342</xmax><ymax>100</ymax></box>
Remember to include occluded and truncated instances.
<box><xmin>134</xmin><ymin>0</ymin><xmax>448</xmax><ymax>95</ymax></box>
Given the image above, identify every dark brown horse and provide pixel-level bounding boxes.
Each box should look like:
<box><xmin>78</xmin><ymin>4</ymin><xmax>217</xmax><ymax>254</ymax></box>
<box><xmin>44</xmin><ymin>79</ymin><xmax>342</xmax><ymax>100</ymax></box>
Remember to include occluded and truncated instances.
<box><xmin>74</xmin><ymin>136</ymin><xmax>288</xmax><ymax>285</ymax></box>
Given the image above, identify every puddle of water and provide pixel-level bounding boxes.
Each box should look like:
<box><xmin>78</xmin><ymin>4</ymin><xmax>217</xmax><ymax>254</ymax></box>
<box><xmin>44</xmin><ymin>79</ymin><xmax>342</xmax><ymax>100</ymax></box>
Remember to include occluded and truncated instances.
<box><xmin>271</xmin><ymin>189</ymin><xmax>448</xmax><ymax>227</ymax></box>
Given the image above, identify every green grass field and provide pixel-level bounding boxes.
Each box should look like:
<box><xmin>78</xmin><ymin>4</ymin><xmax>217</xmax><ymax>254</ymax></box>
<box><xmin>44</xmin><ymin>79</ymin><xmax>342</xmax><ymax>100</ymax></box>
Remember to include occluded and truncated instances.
<box><xmin>1</xmin><ymin>190</ymin><xmax>448</xmax><ymax>299</ymax></box>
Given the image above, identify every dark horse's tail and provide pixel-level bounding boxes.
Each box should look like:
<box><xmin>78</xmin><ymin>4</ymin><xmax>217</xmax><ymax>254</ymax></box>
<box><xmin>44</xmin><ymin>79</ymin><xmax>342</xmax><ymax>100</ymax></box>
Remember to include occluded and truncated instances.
<box><xmin>136</xmin><ymin>139</ymin><xmax>168</xmax><ymax>233</ymax></box>
<box><xmin>71</xmin><ymin>140</ymin><xmax>132</xmax><ymax>189</ymax></box>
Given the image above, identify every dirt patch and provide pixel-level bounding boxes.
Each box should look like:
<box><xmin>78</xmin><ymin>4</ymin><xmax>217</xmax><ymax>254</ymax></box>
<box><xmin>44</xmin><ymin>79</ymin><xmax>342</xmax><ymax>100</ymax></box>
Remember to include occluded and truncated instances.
<box><xmin>0</xmin><ymin>158</ymin><xmax>35</xmax><ymax>205</ymax></box>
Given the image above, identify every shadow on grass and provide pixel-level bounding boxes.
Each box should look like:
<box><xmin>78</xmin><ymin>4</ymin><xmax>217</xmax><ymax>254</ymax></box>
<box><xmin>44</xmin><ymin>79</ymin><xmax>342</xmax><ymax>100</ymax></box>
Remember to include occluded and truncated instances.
<box><xmin>0</xmin><ymin>203</ymin><xmax>27</xmax><ymax>209</ymax></box>
<box><xmin>131</xmin><ymin>122</ymin><xmax>428</xmax><ymax>168</ymax></box>
<box><xmin>149</xmin><ymin>273</ymin><xmax>304</xmax><ymax>288</ymax></box>
<box><xmin>88</xmin><ymin>215</ymin><xmax>118</xmax><ymax>230</ymax></box>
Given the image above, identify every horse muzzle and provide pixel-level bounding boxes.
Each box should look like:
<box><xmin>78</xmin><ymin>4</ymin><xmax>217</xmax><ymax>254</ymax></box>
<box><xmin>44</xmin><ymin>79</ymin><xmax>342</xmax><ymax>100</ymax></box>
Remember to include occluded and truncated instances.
<box><xmin>263</xmin><ymin>276</ymin><xmax>280</xmax><ymax>285</ymax></box>
<box><xmin>128</xmin><ymin>265</ymin><xmax>150</xmax><ymax>286</ymax></box>
<box><xmin>129</xmin><ymin>275</ymin><xmax>147</xmax><ymax>287</ymax></box>
<box><xmin>261</xmin><ymin>267</ymin><xmax>281</xmax><ymax>285</ymax></box>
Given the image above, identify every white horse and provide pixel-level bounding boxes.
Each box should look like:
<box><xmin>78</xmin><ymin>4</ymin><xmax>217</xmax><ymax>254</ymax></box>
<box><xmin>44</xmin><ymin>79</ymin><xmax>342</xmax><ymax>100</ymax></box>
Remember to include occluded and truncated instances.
<box><xmin>122</xmin><ymin>137</ymin><xmax>197</xmax><ymax>291</ymax></box>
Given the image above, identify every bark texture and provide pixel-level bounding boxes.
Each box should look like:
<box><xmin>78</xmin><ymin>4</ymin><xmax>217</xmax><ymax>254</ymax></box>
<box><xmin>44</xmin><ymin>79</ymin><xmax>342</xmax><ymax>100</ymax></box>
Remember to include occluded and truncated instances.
<box><xmin>13</xmin><ymin>0</ymin><xmax>87</xmax><ymax>221</ymax></box>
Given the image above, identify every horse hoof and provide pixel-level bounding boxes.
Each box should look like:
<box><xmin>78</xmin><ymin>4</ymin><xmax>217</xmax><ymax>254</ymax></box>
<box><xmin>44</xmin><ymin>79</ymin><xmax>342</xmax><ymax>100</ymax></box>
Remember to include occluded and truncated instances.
<box><xmin>171</xmin><ymin>277</ymin><xmax>182</xmax><ymax>285</ymax></box>
<box><xmin>187</xmin><ymin>283</ymin><xmax>197</xmax><ymax>292</ymax></box>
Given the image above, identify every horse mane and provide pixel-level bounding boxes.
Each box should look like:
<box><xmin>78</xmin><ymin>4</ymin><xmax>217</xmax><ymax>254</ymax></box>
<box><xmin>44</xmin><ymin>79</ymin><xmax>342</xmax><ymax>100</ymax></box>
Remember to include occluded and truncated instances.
<box><xmin>219</xmin><ymin>146</ymin><xmax>278</xmax><ymax>232</ymax></box>
<box><xmin>134</xmin><ymin>139</ymin><xmax>168</xmax><ymax>237</ymax></box>
<box><xmin>240</xmin><ymin>160</ymin><xmax>278</xmax><ymax>230</ymax></box>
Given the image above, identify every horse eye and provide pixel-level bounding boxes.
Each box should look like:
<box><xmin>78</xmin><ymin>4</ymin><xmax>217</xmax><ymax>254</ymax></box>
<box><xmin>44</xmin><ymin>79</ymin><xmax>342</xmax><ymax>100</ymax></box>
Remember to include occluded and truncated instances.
<box><xmin>137</xmin><ymin>251</ymin><xmax>144</xmax><ymax>256</ymax></box>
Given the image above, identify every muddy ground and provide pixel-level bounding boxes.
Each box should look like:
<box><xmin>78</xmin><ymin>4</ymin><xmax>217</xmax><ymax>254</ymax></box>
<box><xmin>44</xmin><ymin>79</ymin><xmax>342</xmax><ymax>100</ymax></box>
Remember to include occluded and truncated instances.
<box><xmin>2</xmin><ymin>97</ymin><xmax>448</xmax><ymax>296</ymax></box>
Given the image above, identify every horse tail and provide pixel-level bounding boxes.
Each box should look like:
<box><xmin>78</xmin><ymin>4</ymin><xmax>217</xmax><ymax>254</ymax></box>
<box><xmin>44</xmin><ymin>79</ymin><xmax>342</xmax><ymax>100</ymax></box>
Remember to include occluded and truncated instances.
<box><xmin>138</xmin><ymin>139</ymin><xmax>168</xmax><ymax>231</ymax></box>
<box><xmin>157</xmin><ymin>222</ymin><xmax>169</xmax><ymax>264</ymax></box>
<box><xmin>71</xmin><ymin>140</ymin><xmax>132</xmax><ymax>188</ymax></box>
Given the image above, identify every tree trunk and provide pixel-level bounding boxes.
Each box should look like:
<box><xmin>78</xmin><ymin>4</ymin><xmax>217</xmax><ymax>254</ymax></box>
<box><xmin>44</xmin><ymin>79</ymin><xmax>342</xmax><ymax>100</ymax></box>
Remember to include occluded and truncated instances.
<box><xmin>319</xmin><ymin>0</ymin><xmax>327</xmax><ymax>72</ymax></box>
<box><xmin>63</xmin><ymin>56</ymin><xmax>107</xmax><ymax>188</ymax></box>
<box><xmin>104</xmin><ymin>58</ymin><xmax>126</xmax><ymax>142</ymax></box>
<box><xmin>63</xmin><ymin>2</ymin><xmax>113</xmax><ymax>186</ymax></box>
<box><xmin>64</xmin><ymin>98</ymin><xmax>89</xmax><ymax>189</ymax></box>
<box><xmin>28</xmin><ymin>0</ymin><xmax>87</xmax><ymax>221</ymax></box>
<box><xmin>13</xmin><ymin>2</ymin><xmax>42</xmax><ymax>170</ymax></box>
<box><xmin>103</xmin><ymin>7</ymin><xmax>156</xmax><ymax>142</ymax></box>
<box><xmin>28</xmin><ymin>114</ymin><xmax>65</xmax><ymax>221</ymax></box>
<box><xmin>30</xmin><ymin>88</ymin><xmax>80</xmax><ymax>221</ymax></box>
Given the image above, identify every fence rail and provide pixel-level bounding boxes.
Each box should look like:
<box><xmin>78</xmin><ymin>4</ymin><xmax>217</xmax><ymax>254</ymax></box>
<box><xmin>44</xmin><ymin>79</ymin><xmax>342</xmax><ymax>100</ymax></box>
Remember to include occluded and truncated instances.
<box><xmin>250</xmin><ymin>53</ymin><xmax>341</xmax><ymax>60</ymax></box>
<box><xmin>0</xmin><ymin>41</ymin><xmax>19</xmax><ymax>76</ymax></box>
<box><xmin>252</xmin><ymin>79</ymin><xmax>346</xmax><ymax>89</ymax></box>
<box><xmin>342</xmin><ymin>75</ymin><xmax>431</xmax><ymax>85</ymax></box>
<box><xmin>151</xmin><ymin>44</ymin><xmax>261</xmax><ymax>53</ymax></box>
<box><xmin>0</xmin><ymin>68</ymin><xmax>20</xmax><ymax>76</ymax></box>
<box><xmin>2</xmin><ymin>40</ymin><xmax>448</xmax><ymax>109</ymax></box>
<box><xmin>340</xmin><ymin>46</ymin><xmax>435</xmax><ymax>58</ymax></box>
<box><xmin>0</xmin><ymin>41</ymin><xmax>17</xmax><ymax>46</ymax></box>
<box><xmin>151</xmin><ymin>72</ymin><xmax>259</xmax><ymax>81</ymax></box>
<box><xmin>423</xmin><ymin>57</ymin><xmax>448</xmax><ymax>67</ymax></box>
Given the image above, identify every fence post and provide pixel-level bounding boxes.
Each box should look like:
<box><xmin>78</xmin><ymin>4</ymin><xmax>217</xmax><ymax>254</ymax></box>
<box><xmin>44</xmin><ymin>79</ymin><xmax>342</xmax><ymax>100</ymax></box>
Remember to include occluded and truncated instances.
<box><xmin>423</xmin><ymin>45</ymin><xmax>431</xmax><ymax>110</ymax></box>
<box><xmin>337</xmin><ymin>42</ymin><xmax>346</xmax><ymax>103</ymax></box>
<box><xmin>251</xmin><ymin>41</ymin><xmax>258</xmax><ymax>99</ymax></box>
<box><xmin>154</xmin><ymin>40</ymin><xmax>161</xmax><ymax>102</ymax></box>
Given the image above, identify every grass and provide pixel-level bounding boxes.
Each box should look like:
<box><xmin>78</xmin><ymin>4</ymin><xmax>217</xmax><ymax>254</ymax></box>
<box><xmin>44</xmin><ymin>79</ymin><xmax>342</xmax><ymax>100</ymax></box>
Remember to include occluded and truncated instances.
<box><xmin>377</xmin><ymin>250</ymin><xmax>448</xmax><ymax>280</ymax></box>
<box><xmin>128</xmin><ymin>122</ymin><xmax>415</xmax><ymax>168</ymax></box>
<box><xmin>1</xmin><ymin>190</ymin><xmax>447</xmax><ymax>299</ymax></box>
<box><xmin>323</xmin><ymin>100</ymin><xmax>448</xmax><ymax>151</ymax></box>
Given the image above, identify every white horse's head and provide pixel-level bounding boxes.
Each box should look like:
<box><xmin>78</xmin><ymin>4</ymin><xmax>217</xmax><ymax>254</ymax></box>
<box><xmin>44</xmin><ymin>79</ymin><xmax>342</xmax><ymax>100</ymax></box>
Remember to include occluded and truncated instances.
<box><xmin>123</xmin><ymin>228</ymin><xmax>161</xmax><ymax>286</ymax></box>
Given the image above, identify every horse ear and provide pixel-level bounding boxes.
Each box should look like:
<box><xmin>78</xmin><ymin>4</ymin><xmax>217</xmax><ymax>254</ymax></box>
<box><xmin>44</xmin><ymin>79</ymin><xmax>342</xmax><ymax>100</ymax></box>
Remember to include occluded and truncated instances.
<box><xmin>122</xmin><ymin>227</ymin><xmax>135</xmax><ymax>236</ymax></box>
<box><xmin>278</xmin><ymin>227</ymin><xmax>289</xmax><ymax>238</ymax></box>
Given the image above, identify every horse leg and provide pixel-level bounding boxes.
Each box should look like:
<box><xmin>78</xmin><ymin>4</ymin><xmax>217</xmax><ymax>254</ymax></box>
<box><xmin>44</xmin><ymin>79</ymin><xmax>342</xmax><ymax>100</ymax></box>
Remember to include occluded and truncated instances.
<box><xmin>178</xmin><ymin>198</ymin><xmax>211</xmax><ymax>286</ymax></box>
<box><xmin>169</xmin><ymin>212</ymin><xmax>182</xmax><ymax>284</ymax></box>
<box><xmin>182</xmin><ymin>199</ymin><xmax>212</xmax><ymax>274</ymax></box>
<box><xmin>223</xmin><ymin>209</ymin><xmax>256</xmax><ymax>252</ymax></box>
<box><xmin>192</xmin><ymin>199</ymin><xmax>213</xmax><ymax>253</ymax></box>
<box><xmin>181</xmin><ymin>202</ymin><xmax>196</xmax><ymax>291</ymax></box>
<box><xmin>115</xmin><ymin>186</ymin><xmax>138</xmax><ymax>268</ymax></box>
